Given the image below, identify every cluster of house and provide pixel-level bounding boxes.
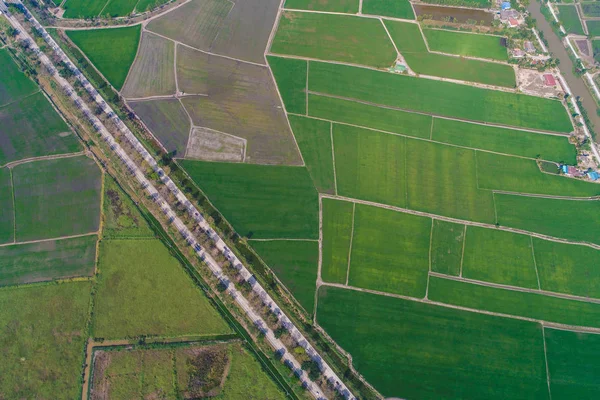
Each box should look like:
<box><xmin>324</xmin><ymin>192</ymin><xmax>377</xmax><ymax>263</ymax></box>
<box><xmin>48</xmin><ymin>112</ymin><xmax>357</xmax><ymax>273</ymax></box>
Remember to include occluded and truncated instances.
<box><xmin>511</xmin><ymin>40</ymin><xmax>537</xmax><ymax>58</ymax></box>
<box><xmin>497</xmin><ymin>1</ymin><xmax>523</xmax><ymax>27</ymax></box>
<box><xmin>561</xmin><ymin>165</ymin><xmax>600</xmax><ymax>181</ymax></box>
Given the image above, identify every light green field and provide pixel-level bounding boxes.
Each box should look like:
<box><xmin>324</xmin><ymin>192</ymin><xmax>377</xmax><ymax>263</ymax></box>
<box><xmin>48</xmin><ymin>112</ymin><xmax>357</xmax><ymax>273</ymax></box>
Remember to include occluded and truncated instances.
<box><xmin>288</xmin><ymin>115</ymin><xmax>335</xmax><ymax>194</ymax></box>
<box><xmin>0</xmin><ymin>48</ymin><xmax>38</xmax><ymax>107</ymax></box>
<box><xmin>431</xmin><ymin>118</ymin><xmax>577</xmax><ymax>163</ymax></box>
<box><xmin>476</xmin><ymin>152</ymin><xmax>600</xmax><ymax>197</ymax></box>
<box><xmin>349</xmin><ymin>204</ymin><xmax>431</xmax><ymax>297</ymax></box>
<box><xmin>0</xmin><ymin>281</ymin><xmax>92</xmax><ymax>399</ymax></box>
<box><xmin>13</xmin><ymin>156</ymin><xmax>102</xmax><ymax>241</ymax></box>
<box><xmin>545</xmin><ymin>328</ymin><xmax>600</xmax><ymax>399</ymax></box>
<box><xmin>67</xmin><ymin>25</ymin><xmax>141</xmax><ymax>90</ymax></box>
<box><xmin>462</xmin><ymin>226</ymin><xmax>538</xmax><ymax>289</ymax></box>
<box><xmin>495</xmin><ymin>194</ymin><xmax>600</xmax><ymax>245</ymax></box>
<box><xmin>429</xmin><ymin>276</ymin><xmax>600</xmax><ymax>328</ymax></box>
<box><xmin>251</xmin><ymin>240</ymin><xmax>318</xmax><ymax>312</ymax></box>
<box><xmin>321</xmin><ymin>198</ymin><xmax>354</xmax><ymax>284</ymax></box>
<box><xmin>63</xmin><ymin>0</ymin><xmax>108</xmax><ymax>18</ymax></box>
<box><xmin>308</xmin><ymin>61</ymin><xmax>572</xmax><ymax>132</ymax></box>
<box><xmin>135</xmin><ymin>0</ymin><xmax>170</xmax><ymax>12</ymax></box>
<box><xmin>557</xmin><ymin>5</ymin><xmax>585</xmax><ymax>35</ymax></box>
<box><xmin>384</xmin><ymin>20</ymin><xmax>515</xmax><ymax>87</ymax></box>
<box><xmin>267</xmin><ymin>56</ymin><xmax>307</xmax><ymax>115</ymax></box>
<box><xmin>430</xmin><ymin>219</ymin><xmax>464</xmax><ymax>276</ymax></box>
<box><xmin>0</xmin><ymin>168</ymin><xmax>14</xmax><ymax>244</ymax></box>
<box><xmin>586</xmin><ymin>20</ymin><xmax>600</xmax><ymax>36</ymax></box>
<box><xmin>362</xmin><ymin>0</ymin><xmax>415</xmax><ymax>19</ymax></box>
<box><xmin>93</xmin><ymin>239</ymin><xmax>230</xmax><ymax>339</ymax></box>
<box><xmin>102</xmin><ymin>176</ymin><xmax>154</xmax><ymax>239</ymax></box>
<box><xmin>271</xmin><ymin>11</ymin><xmax>397</xmax><ymax>68</ymax></box>
<box><xmin>180</xmin><ymin>161</ymin><xmax>319</xmax><ymax>239</ymax></box>
<box><xmin>308</xmin><ymin>94</ymin><xmax>432</xmax><ymax>139</ymax></box>
<box><xmin>100</xmin><ymin>0</ymin><xmax>137</xmax><ymax>17</ymax></box>
<box><xmin>423</xmin><ymin>29</ymin><xmax>508</xmax><ymax>61</ymax></box>
<box><xmin>317</xmin><ymin>285</ymin><xmax>549</xmax><ymax>399</ymax></box>
<box><xmin>0</xmin><ymin>235</ymin><xmax>97</xmax><ymax>286</ymax></box>
<box><xmin>533</xmin><ymin>238</ymin><xmax>600</xmax><ymax>299</ymax></box>
<box><xmin>284</xmin><ymin>0</ymin><xmax>359</xmax><ymax>12</ymax></box>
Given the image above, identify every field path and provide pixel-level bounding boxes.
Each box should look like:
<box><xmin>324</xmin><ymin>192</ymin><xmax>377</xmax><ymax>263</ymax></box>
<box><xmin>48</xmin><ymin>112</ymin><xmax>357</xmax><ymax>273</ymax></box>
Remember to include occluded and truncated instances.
<box><xmin>0</xmin><ymin>231</ymin><xmax>99</xmax><ymax>248</ymax></box>
<box><xmin>2</xmin><ymin>150</ymin><xmax>87</xmax><ymax>169</ymax></box>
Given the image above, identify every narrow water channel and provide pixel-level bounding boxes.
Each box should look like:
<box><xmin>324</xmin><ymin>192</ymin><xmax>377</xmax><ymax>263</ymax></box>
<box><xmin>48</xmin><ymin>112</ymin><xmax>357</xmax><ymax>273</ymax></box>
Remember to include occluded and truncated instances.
<box><xmin>527</xmin><ymin>1</ymin><xmax>600</xmax><ymax>136</ymax></box>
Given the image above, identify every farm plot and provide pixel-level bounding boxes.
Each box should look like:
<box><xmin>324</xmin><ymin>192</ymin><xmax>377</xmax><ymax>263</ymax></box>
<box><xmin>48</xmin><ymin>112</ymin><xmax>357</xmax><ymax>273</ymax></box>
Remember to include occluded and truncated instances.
<box><xmin>0</xmin><ymin>281</ymin><xmax>92</xmax><ymax>400</ymax></box>
<box><xmin>431</xmin><ymin>118</ymin><xmax>577</xmax><ymax>163</ymax></box>
<box><xmin>321</xmin><ymin>198</ymin><xmax>354</xmax><ymax>284</ymax></box>
<box><xmin>284</xmin><ymin>0</ymin><xmax>359</xmax><ymax>12</ymax></box>
<box><xmin>384</xmin><ymin>20</ymin><xmax>516</xmax><ymax>87</ymax></box>
<box><xmin>92</xmin><ymin>239</ymin><xmax>230</xmax><ymax>339</ymax></box>
<box><xmin>544</xmin><ymin>328</ymin><xmax>600</xmax><ymax>399</ymax></box>
<box><xmin>476</xmin><ymin>152</ymin><xmax>600</xmax><ymax>197</ymax></box>
<box><xmin>100</xmin><ymin>0</ymin><xmax>138</xmax><ymax>17</ymax></box>
<box><xmin>494</xmin><ymin>194</ymin><xmax>600</xmax><ymax>245</ymax></box>
<box><xmin>129</xmin><ymin>99</ymin><xmax>190</xmax><ymax>156</ymax></box>
<box><xmin>430</xmin><ymin>219</ymin><xmax>464</xmax><ymax>276</ymax></box>
<box><xmin>586</xmin><ymin>20</ymin><xmax>600</xmax><ymax>36</ymax></box>
<box><xmin>288</xmin><ymin>115</ymin><xmax>335</xmax><ymax>194</ymax></box>
<box><xmin>122</xmin><ymin>32</ymin><xmax>175</xmax><ymax>98</ymax></box>
<box><xmin>421</xmin><ymin>0</ymin><xmax>491</xmax><ymax>9</ymax></box>
<box><xmin>176</xmin><ymin>46</ymin><xmax>302</xmax><ymax>165</ymax></box>
<box><xmin>267</xmin><ymin>56</ymin><xmax>307</xmax><ymax>115</ymax></box>
<box><xmin>557</xmin><ymin>5</ymin><xmax>585</xmax><ymax>35</ymax></box>
<box><xmin>428</xmin><ymin>276</ymin><xmax>600</xmax><ymax>328</ymax></box>
<box><xmin>423</xmin><ymin>28</ymin><xmax>508</xmax><ymax>61</ymax></box>
<box><xmin>581</xmin><ymin>2</ymin><xmax>600</xmax><ymax>18</ymax></box>
<box><xmin>251</xmin><ymin>240</ymin><xmax>318</xmax><ymax>312</ymax></box>
<box><xmin>308</xmin><ymin>61</ymin><xmax>572</xmax><ymax>132</ymax></box>
<box><xmin>348</xmin><ymin>204</ymin><xmax>431</xmax><ymax>297</ymax></box>
<box><xmin>270</xmin><ymin>11</ymin><xmax>397</xmax><ymax>68</ymax></box>
<box><xmin>0</xmin><ymin>92</ymin><xmax>80</xmax><ymax>166</ymax></box>
<box><xmin>0</xmin><ymin>48</ymin><xmax>38</xmax><ymax>106</ymax></box>
<box><xmin>12</xmin><ymin>155</ymin><xmax>102</xmax><ymax>241</ymax></box>
<box><xmin>134</xmin><ymin>0</ymin><xmax>170</xmax><ymax>13</ymax></box>
<box><xmin>0</xmin><ymin>168</ymin><xmax>14</xmax><ymax>244</ymax></box>
<box><xmin>185</xmin><ymin>127</ymin><xmax>245</xmax><ymax>162</ymax></box>
<box><xmin>461</xmin><ymin>226</ymin><xmax>538</xmax><ymax>289</ymax></box>
<box><xmin>180</xmin><ymin>161</ymin><xmax>319</xmax><ymax>239</ymax></box>
<box><xmin>66</xmin><ymin>26</ymin><xmax>141</xmax><ymax>90</ymax></box>
<box><xmin>61</xmin><ymin>0</ymin><xmax>107</xmax><ymax>19</ymax></box>
<box><xmin>361</xmin><ymin>0</ymin><xmax>415</xmax><ymax>19</ymax></box>
<box><xmin>317</xmin><ymin>286</ymin><xmax>549</xmax><ymax>399</ymax></box>
<box><xmin>0</xmin><ymin>235</ymin><xmax>97</xmax><ymax>286</ymax></box>
<box><xmin>593</xmin><ymin>39</ymin><xmax>600</xmax><ymax>63</ymax></box>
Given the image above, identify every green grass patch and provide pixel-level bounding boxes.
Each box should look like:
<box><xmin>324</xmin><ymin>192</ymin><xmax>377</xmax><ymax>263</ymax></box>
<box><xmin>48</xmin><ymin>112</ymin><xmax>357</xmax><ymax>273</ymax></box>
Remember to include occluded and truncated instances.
<box><xmin>317</xmin><ymin>285</ymin><xmax>549</xmax><ymax>399</ymax></box>
<box><xmin>593</xmin><ymin>39</ymin><xmax>600</xmax><ymax>63</ymax></box>
<box><xmin>67</xmin><ymin>25</ymin><xmax>141</xmax><ymax>90</ymax></box>
<box><xmin>0</xmin><ymin>235</ymin><xmax>97</xmax><ymax>286</ymax></box>
<box><xmin>581</xmin><ymin>2</ymin><xmax>600</xmax><ymax>18</ymax></box>
<box><xmin>13</xmin><ymin>155</ymin><xmax>102</xmax><ymax>241</ymax></box>
<box><xmin>321</xmin><ymin>198</ymin><xmax>354</xmax><ymax>284</ymax></box>
<box><xmin>586</xmin><ymin>20</ymin><xmax>600</xmax><ymax>36</ymax></box>
<box><xmin>271</xmin><ymin>11</ymin><xmax>397</xmax><ymax>68</ymax></box>
<box><xmin>349</xmin><ymin>204</ymin><xmax>431</xmax><ymax>297</ymax></box>
<box><xmin>495</xmin><ymin>194</ymin><xmax>600</xmax><ymax>245</ymax></box>
<box><xmin>423</xmin><ymin>28</ymin><xmax>508</xmax><ymax>61</ymax></box>
<box><xmin>180</xmin><ymin>161</ymin><xmax>319</xmax><ymax>239</ymax></box>
<box><xmin>0</xmin><ymin>168</ymin><xmax>14</xmax><ymax>244</ymax></box>
<box><xmin>284</xmin><ymin>0</ymin><xmax>359</xmax><ymax>12</ymax></box>
<box><xmin>362</xmin><ymin>0</ymin><xmax>415</xmax><ymax>19</ymax></box>
<box><xmin>533</xmin><ymin>238</ymin><xmax>600</xmax><ymax>299</ymax></box>
<box><xmin>545</xmin><ymin>327</ymin><xmax>600</xmax><ymax>399</ymax></box>
<box><xmin>0</xmin><ymin>281</ymin><xmax>92</xmax><ymax>399</ymax></box>
<box><xmin>476</xmin><ymin>151</ymin><xmax>600</xmax><ymax>197</ymax></box>
<box><xmin>0</xmin><ymin>48</ymin><xmax>38</xmax><ymax>107</ymax></box>
<box><xmin>557</xmin><ymin>5</ymin><xmax>585</xmax><ymax>35</ymax></box>
<box><xmin>267</xmin><ymin>55</ymin><xmax>307</xmax><ymax>114</ymax></box>
<box><xmin>62</xmin><ymin>0</ymin><xmax>108</xmax><ymax>18</ymax></box>
<box><xmin>308</xmin><ymin>94</ymin><xmax>432</xmax><ymax>139</ymax></box>
<box><xmin>135</xmin><ymin>0</ymin><xmax>170</xmax><ymax>12</ymax></box>
<box><xmin>384</xmin><ymin>20</ymin><xmax>515</xmax><ymax>87</ymax></box>
<box><xmin>100</xmin><ymin>0</ymin><xmax>137</xmax><ymax>17</ymax></box>
<box><xmin>92</xmin><ymin>239</ymin><xmax>230</xmax><ymax>339</ymax></box>
<box><xmin>462</xmin><ymin>226</ymin><xmax>538</xmax><ymax>288</ymax></box>
<box><xmin>0</xmin><ymin>92</ymin><xmax>80</xmax><ymax>166</ymax></box>
<box><xmin>251</xmin><ymin>240</ymin><xmax>318</xmax><ymax>313</ymax></box>
<box><xmin>308</xmin><ymin>61</ymin><xmax>572</xmax><ymax>132</ymax></box>
<box><xmin>430</xmin><ymin>219</ymin><xmax>464</xmax><ymax>276</ymax></box>
<box><xmin>429</xmin><ymin>276</ymin><xmax>600</xmax><ymax>328</ymax></box>
<box><xmin>288</xmin><ymin>115</ymin><xmax>335</xmax><ymax>193</ymax></box>
<box><xmin>431</xmin><ymin>118</ymin><xmax>577</xmax><ymax>163</ymax></box>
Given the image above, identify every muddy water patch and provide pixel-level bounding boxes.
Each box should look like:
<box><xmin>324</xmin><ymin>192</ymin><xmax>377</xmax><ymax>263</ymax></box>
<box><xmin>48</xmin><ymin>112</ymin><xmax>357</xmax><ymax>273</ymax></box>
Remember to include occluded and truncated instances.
<box><xmin>414</xmin><ymin>4</ymin><xmax>494</xmax><ymax>25</ymax></box>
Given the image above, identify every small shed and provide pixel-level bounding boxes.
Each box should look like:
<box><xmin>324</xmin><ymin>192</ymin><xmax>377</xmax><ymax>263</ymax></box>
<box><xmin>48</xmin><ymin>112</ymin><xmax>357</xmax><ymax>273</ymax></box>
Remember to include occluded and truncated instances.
<box><xmin>588</xmin><ymin>171</ymin><xmax>599</xmax><ymax>181</ymax></box>
<box><xmin>561</xmin><ymin>165</ymin><xmax>569</xmax><ymax>174</ymax></box>
<box><xmin>543</xmin><ymin>74</ymin><xmax>556</xmax><ymax>86</ymax></box>
<box><xmin>502</xmin><ymin>1</ymin><xmax>511</xmax><ymax>10</ymax></box>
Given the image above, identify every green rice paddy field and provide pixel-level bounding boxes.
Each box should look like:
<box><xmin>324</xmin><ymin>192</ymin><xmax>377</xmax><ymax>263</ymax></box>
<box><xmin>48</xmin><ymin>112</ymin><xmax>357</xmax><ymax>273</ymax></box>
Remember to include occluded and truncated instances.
<box><xmin>0</xmin><ymin>168</ymin><xmax>14</xmax><ymax>244</ymax></box>
<box><xmin>430</xmin><ymin>220</ymin><xmax>464</xmax><ymax>276</ymax></box>
<box><xmin>267</xmin><ymin>56</ymin><xmax>307</xmax><ymax>115</ymax></box>
<box><xmin>361</xmin><ymin>0</ymin><xmax>415</xmax><ymax>19</ymax></box>
<box><xmin>557</xmin><ymin>5</ymin><xmax>585</xmax><ymax>35</ymax></box>
<box><xmin>0</xmin><ymin>48</ymin><xmax>38</xmax><ymax>107</ymax></box>
<box><xmin>586</xmin><ymin>20</ymin><xmax>600</xmax><ymax>37</ymax></box>
<box><xmin>284</xmin><ymin>0</ymin><xmax>359</xmax><ymax>13</ymax></box>
<box><xmin>423</xmin><ymin>28</ymin><xmax>508</xmax><ymax>61</ymax></box>
<box><xmin>320</xmin><ymin>198</ymin><xmax>354</xmax><ymax>284</ymax></box>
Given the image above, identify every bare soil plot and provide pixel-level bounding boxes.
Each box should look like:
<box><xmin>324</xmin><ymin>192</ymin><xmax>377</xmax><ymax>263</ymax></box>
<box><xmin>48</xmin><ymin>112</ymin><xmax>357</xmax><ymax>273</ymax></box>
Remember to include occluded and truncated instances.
<box><xmin>185</xmin><ymin>127</ymin><xmax>245</xmax><ymax>162</ymax></box>
<box><xmin>122</xmin><ymin>32</ymin><xmax>176</xmax><ymax>98</ymax></box>
<box><xmin>0</xmin><ymin>235</ymin><xmax>97</xmax><ymax>286</ymax></box>
<box><xmin>177</xmin><ymin>47</ymin><xmax>301</xmax><ymax>165</ymax></box>
<box><xmin>0</xmin><ymin>168</ymin><xmax>14</xmax><ymax>245</ymax></box>
<box><xmin>12</xmin><ymin>155</ymin><xmax>102</xmax><ymax>242</ymax></box>
<box><xmin>129</xmin><ymin>98</ymin><xmax>190</xmax><ymax>156</ymax></box>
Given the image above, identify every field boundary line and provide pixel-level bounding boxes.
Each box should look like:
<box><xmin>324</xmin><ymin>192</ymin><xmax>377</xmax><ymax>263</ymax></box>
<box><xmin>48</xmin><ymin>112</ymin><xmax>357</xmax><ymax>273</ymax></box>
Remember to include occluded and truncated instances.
<box><xmin>315</xmin><ymin>196</ymin><xmax>323</xmax><ymax>318</ymax></box>
<box><xmin>9</xmin><ymin>168</ymin><xmax>16</xmax><ymax>244</ymax></box>
<box><xmin>0</xmin><ymin>231</ymin><xmax>100</xmax><ymax>248</ymax></box>
<box><xmin>95</xmin><ymin>173</ymin><xmax>106</xmax><ymax>274</ymax></box>
<box><xmin>265</xmin><ymin>0</ymin><xmax>286</xmax><ymax>60</ymax></box>
<box><xmin>330</xmin><ymin>122</ymin><xmax>338</xmax><ymax>195</ymax></box>
<box><xmin>320</xmin><ymin>193</ymin><xmax>600</xmax><ymax>251</ymax></box>
<box><xmin>541</xmin><ymin>327</ymin><xmax>553</xmax><ymax>400</ymax></box>
<box><xmin>0</xmin><ymin>89</ymin><xmax>41</xmax><ymax>110</ymax></box>
<box><xmin>305</xmin><ymin>60</ymin><xmax>309</xmax><ymax>116</ymax></box>
<box><xmin>345</xmin><ymin>202</ymin><xmax>356</xmax><ymax>286</ymax></box>
<box><xmin>531</xmin><ymin>236</ymin><xmax>541</xmax><ymax>291</ymax></box>
<box><xmin>425</xmin><ymin>219</ymin><xmax>434</xmax><ymax>299</ymax></box>
<box><xmin>417</xmin><ymin>22</ymin><xmax>431</xmax><ymax>52</ymax></box>
<box><xmin>492</xmin><ymin>191</ymin><xmax>498</xmax><ymax>224</ymax></box>
<box><xmin>459</xmin><ymin>225</ymin><xmax>467</xmax><ymax>277</ymax></box>
<box><xmin>2</xmin><ymin>150</ymin><xmax>86</xmax><ymax>169</ymax></box>
<box><xmin>96</xmin><ymin>0</ymin><xmax>111</xmax><ymax>19</ymax></box>
<box><xmin>380</xmin><ymin>17</ymin><xmax>401</xmax><ymax>56</ymax></box>
<box><xmin>491</xmin><ymin>190</ymin><xmax>599</xmax><ymax>201</ymax></box>
<box><xmin>177</xmin><ymin>97</ymin><xmax>195</xmax><ymax>157</ymax></box>
<box><xmin>404</xmin><ymin>136</ymin><xmax>408</xmax><ymax>207</ymax></box>
<box><xmin>429</xmin><ymin>117</ymin><xmax>434</xmax><ymax>140</ymax></box>
<box><xmin>248</xmin><ymin>238</ymin><xmax>318</xmax><ymax>242</ymax></box>
<box><xmin>358</xmin><ymin>0</ymin><xmax>363</xmax><ymax>14</ymax></box>
<box><xmin>474</xmin><ymin>150</ymin><xmax>480</xmax><ymax>189</ymax></box>
<box><xmin>422</xmin><ymin>26</ymin><xmax>507</xmax><ymax>39</ymax></box>
<box><xmin>429</xmin><ymin>272</ymin><xmax>600</xmax><ymax>305</ymax></box>
<box><xmin>173</xmin><ymin>37</ymin><xmax>179</xmax><ymax>93</ymax></box>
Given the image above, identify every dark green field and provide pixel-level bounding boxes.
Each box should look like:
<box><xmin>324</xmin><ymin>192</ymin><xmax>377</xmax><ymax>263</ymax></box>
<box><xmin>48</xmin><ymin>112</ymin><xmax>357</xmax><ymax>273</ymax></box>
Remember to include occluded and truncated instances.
<box><xmin>251</xmin><ymin>239</ymin><xmax>318</xmax><ymax>312</ymax></box>
<box><xmin>267</xmin><ymin>56</ymin><xmax>307</xmax><ymax>115</ymax></box>
<box><xmin>100</xmin><ymin>0</ymin><xmax>137</xmax><ymax>17</ymax></box>
<box><xmin>12</xmin><ymin>156</ymin><xmax>102</xmax><ymax>241</ymax></box>
<box><xmin>62</xmin><ymin>0</ymin><xmax>108</xmax><ymax>18</ymax></box>
<box><xmin>557</xmin><ymin>5</ymin><xmax>585</xmax><ymax>34</ymax></box>
<box><xmin>134</xmin><ymin>0</ymin><xmax>170</xmax><ymax>12</ymax></box>
<box><xmin>430</xmin><ymin>219</ymin><xmax>464</xmax><ymax>276</ymax></box>
<box><xmin>0</xmin><ymin>168</ymin><xmax>14</xmax><ymax>244</ymax></box>
<box><xmin>583</xmin><ymin>2</ymin><xmax>600</xmax><ymax>17</ymax></box>
<box><xmin>317</xmin><ymin>285</ymin><xmax>549</xmax><ymax>399</ymax></box>
<box><xmin>180</xmin><ymin>161</ymin><xmax>319</xmax><ymax>239</ymax></box>
<box><xmin>321</xmin><ymin>198</ymin><xmax>354</xmax><ymax>284</ymax></box>
<box><xmin>0</xmin><ymin>235</ymin><xmax>97</xmax><ymax>286</ymax></box>
<box><xmin>102</xmin><ymin>176</ymin><xmax>154</xmax><ymax>239</ymax></box>
<box><xmin>423</xmin><ymin>28</ymin><xmax>508</xmax><ymax>61</ymax></box>
<box><xmin>284</xmin><ymin>0</ymin><xmax>359</xmax><ymax>12</ymax></box>
<box><xmin>362</xmin><ymin>0</ymin><xmax>415</xmax><ymax>19</ymax></box>
<box><xmin>586</xmin><ymin>20</ymin><xmax>600</xmax><ymax>36</ymax></box>
<box><xmin>0</xmin><ymin>49</ymin><xmax>38</xmax><ymax>107</ymax></box>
